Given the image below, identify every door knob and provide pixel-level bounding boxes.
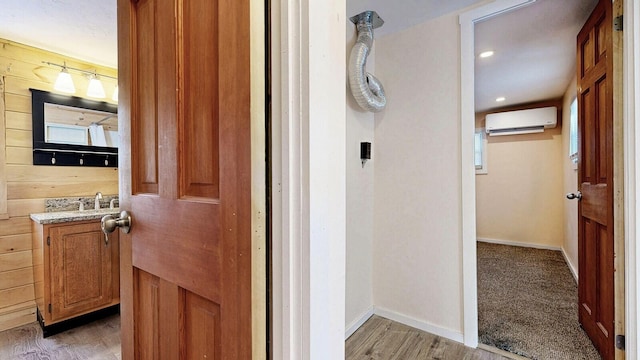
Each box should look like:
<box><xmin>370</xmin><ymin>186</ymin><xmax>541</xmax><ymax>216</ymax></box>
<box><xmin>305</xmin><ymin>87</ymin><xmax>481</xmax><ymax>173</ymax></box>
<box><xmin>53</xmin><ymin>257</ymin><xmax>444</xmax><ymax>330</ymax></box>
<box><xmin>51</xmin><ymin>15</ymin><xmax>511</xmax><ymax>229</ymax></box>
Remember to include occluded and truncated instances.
<box><xmin>566</xmin><ymin>192</ymin><xmax>582</xmax><ymax>200</ymax></box>
<box><xmin>101</xmin><ymin>211</ymin><xmax>132</xmax><ymax>245</ymax></box>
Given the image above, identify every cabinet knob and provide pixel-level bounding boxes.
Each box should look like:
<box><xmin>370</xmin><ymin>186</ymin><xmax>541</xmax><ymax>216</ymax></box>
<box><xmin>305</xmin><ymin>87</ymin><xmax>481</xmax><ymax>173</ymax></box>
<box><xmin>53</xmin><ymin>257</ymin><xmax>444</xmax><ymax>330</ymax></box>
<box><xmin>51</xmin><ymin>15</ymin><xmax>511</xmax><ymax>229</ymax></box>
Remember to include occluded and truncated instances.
<box><xmin>101</xmin><ymin>211</ymin><xmax>132</xmax><ymax>245</ymax></box>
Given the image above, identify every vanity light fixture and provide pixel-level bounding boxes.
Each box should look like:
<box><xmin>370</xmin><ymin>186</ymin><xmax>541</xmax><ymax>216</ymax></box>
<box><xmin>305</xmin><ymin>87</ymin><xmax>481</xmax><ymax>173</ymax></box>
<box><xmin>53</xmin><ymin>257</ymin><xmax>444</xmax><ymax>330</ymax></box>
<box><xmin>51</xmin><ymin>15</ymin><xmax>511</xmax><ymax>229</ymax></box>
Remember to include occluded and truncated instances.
<box><xmin>87</xmin><ymin>74</ymin><xmax>106</xmax><ymax>99</ymax></box>
<box><xmin>43</xmin><ymin>61</ymin><xmax>117</xmax><ymax>101</ymax></box>
<box><xmin>53</xmin><ymin>63</ymin><xmax>76</xmax><ymax>94</ymax></box>
<box><xmin>496</xmin><ymin>96</ymin><xmax>506</xmax><ymax>102</ymax></box>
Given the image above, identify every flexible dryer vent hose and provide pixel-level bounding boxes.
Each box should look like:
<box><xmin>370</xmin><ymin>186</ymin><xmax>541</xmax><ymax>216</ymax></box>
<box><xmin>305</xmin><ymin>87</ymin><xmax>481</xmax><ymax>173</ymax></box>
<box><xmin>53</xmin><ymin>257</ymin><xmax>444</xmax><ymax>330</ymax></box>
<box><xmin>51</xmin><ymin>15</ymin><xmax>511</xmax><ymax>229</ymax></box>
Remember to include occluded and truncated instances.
<box><xmin>349</xmin><ymin>11</ymin><xmax>386</xmax><ymax>113</ymax></box>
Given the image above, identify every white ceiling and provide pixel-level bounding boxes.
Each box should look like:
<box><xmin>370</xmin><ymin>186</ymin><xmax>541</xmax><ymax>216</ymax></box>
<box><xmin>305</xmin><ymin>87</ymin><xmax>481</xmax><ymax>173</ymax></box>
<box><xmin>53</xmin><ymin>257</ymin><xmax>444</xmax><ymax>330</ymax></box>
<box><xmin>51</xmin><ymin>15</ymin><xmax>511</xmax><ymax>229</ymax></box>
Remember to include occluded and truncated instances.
<box><xmin>0</xmin><ymin>0</ymin><xmax>597</xmax><ymax>113</ymax></box>
<box><xmin>474</xmin><ymin>0</ymin><xmax>597</xmax><ymax>112</ymax></box>
<box><xmin>0</xmin><ymin>0</ymin><xmax>118</xmax><ymax>68</ymax></box>
<box><xmin>347</xmin><ymin>0</ymin><xmax>482</xmax><ymax>37</ymax></box>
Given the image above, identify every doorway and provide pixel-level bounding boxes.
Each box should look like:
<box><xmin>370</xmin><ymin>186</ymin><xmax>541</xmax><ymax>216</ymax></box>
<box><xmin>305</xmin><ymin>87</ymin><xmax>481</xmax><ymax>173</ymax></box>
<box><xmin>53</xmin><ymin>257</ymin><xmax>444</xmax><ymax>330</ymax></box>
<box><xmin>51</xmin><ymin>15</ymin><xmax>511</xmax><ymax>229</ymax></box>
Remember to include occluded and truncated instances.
<box><xmin>472</xmin><ymin>1</ymin><xmax>598</xmax><ymax>358</ymax></box>
<box><xmin>460</xmin><ymin>0</ymin><xmax>626</xmax><ymax>358</ymax></box>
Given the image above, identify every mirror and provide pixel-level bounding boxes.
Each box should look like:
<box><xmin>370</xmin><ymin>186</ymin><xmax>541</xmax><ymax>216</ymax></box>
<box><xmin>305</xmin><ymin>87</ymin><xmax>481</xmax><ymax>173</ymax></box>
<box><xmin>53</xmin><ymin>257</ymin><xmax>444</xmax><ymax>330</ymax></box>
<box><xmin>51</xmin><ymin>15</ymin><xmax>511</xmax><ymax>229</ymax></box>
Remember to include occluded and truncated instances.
<box><xmin>31</xmin><ymin>89</ymin><xmax>118</xmax><ymax>167</ymax></box>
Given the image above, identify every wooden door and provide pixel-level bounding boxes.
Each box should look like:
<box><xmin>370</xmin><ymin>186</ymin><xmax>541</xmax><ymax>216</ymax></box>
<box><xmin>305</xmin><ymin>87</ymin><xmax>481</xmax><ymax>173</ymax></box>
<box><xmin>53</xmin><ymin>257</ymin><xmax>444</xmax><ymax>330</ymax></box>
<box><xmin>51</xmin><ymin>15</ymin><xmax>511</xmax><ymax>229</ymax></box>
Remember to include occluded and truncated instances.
<box><xmin>576</xmin><ymin>0</ymin><xmax>614</xmax><ymax>358</ymax></box>
<box><xmin>118</xmin><ymin>0</ymin><xmax>253</xmax><ymax>358</ymax></box>
<box><xmin>49</xmin><ymin>222</ymin><xmax>114</xmax><ymax>322</ymax></box>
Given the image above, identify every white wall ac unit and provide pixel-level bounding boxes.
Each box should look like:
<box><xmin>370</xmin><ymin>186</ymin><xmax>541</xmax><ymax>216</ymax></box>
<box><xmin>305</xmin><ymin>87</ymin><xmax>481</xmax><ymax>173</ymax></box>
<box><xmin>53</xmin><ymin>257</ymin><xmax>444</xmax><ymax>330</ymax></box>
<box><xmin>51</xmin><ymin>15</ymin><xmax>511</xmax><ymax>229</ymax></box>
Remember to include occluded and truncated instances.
<box><xmin>485</xmin><ymin>106</ymin><xmax>557</xmax><ymax>136</ymax></box>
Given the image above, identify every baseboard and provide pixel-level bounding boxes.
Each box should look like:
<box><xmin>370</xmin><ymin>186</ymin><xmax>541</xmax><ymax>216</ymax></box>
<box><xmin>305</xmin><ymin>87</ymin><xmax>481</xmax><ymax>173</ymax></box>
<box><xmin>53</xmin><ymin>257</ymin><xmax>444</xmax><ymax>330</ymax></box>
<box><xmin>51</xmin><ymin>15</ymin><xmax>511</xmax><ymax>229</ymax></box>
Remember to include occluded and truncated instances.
<box><xmin>345</xmin><ymin>306</ymin><xmax>374</xmax><ymax>340</ymax></box>
<box><xmin>561</xmin><ymin>247</ymin><xmax>579</xmax><ymax>282</ymax></box>
<box><xmin>477</xmin><ymin>237</ymin><xmax>561</xmax><ymax>251</ymax></box>
<box><xmin>373</xmin><ymin>306</ymin><xmax>464</xmax><ymax>343</ymax></box>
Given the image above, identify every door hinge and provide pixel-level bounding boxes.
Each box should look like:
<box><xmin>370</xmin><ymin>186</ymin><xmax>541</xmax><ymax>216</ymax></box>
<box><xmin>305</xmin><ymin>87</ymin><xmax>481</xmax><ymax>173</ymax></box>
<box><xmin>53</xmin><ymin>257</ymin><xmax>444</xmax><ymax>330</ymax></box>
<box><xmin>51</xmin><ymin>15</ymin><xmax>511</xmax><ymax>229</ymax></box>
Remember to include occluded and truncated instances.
<box><xmin>614</xmin><ymin>15</ymin><xmax>623</xmax><ymax>31</ymax></box>
<box><xmin>48</xmin><ymin>303</ymin><xmax>52</xmax><ymax>313</ymax></box>
<box><xmin>46</xmin><ymin>236</ymin><xmax>50</xmax><ymax>246</ymax></box>
<box><xmin>616</xmin><ymin>334</ymin><xmax>625</xmax><ymax>350</ymax></box>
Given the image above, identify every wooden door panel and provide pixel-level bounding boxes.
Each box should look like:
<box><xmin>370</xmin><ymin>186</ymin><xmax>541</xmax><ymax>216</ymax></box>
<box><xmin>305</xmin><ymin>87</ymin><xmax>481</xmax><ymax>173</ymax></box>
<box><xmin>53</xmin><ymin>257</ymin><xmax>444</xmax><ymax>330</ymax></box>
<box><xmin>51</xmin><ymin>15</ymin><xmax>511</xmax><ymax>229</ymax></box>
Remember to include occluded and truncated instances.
<box><xmin>597</xmin><ymin>225</ymin><xmax>613</xmax><ymax>335</ymax></box>
<box><xmin>183</xmin><ymin>291</ymin><xmax>221</xmax><ymax>359</ymax></box>
<box><xmin>181</xmin><ymin>0</ymin><xmax>220</xmax><ymax>200</ymax></box>
<box><xmin>581</xmin><ymin>219</ymin><xmax>596</xmax><ymax>314</ymax></box>
<box><xmin>132</xmin><ymin>0</ymin><xmax>159</xmax><ymax>195</ymax></box>
<box><xmin>581</xmin><ymin>88</ymin><xmax>594</xmax><ymax>180</ymax></box>
<box><xmin>595</xmin><ymin>15</ymin><xmax>607</xmax><ymax>61</ymax></box>
<box><xmin>580</xmin><ymin>35</ymin><xmax>593</xmax><ymax>76</ymax></box>
<box><xmin>131</xmin><ymin>196</ymin><xmax>221</xmax><ymax>302</ymax></box>
<box><xmin>581</xmin><ymin>184</ymin><xmax>607</xmax><ymax>223</ymax></box>
<box><xmin>134</xmin><ymin>270</ymin><xmax>160</xmax><ymax>360</ymax></box>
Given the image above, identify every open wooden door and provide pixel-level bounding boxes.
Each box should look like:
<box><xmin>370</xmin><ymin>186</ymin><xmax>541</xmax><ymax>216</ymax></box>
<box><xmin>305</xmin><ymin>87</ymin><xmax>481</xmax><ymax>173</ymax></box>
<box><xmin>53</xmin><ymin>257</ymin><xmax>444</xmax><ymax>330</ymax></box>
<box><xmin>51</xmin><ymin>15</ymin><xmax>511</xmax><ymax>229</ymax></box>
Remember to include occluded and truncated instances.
<box><xmin>576</xmin><ymin>0</ymin><xmax>619</xmax><ymax>358</ymax></box>
<box><xmin>116</xmin><ymin>0</ymin><xmax>265</xmax><ymax>358</ymax></box>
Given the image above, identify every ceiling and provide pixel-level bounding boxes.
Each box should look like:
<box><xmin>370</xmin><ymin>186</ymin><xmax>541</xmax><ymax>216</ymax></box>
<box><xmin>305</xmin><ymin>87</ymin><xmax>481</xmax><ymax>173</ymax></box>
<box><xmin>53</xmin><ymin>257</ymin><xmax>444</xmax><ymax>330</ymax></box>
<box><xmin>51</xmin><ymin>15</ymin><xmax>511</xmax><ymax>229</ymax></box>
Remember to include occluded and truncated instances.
<box><xmin>474</xmin><ymin>0</ymin><xmax>597</xmax><ymax>112</ymax></box>
<box><xmin>347</xmin><ymin>0</ymin><xmax>482</xmax><ymax>37</ymax></box>
<box><xmin>0</xmin><ymin>0</ymin><xmax>118</xmax><ymax>68</ymax></box>
<box><xmin>0</xmin><ymin>0</ymin><xmax>596</xmax><ymax>113</ymax></box>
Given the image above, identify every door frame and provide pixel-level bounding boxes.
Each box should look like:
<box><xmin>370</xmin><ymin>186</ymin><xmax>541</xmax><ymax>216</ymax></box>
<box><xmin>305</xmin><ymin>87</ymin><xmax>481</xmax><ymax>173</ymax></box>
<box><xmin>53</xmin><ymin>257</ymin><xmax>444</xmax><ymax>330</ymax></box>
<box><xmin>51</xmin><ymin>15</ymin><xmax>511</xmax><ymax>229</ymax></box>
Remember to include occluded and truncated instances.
<box><xmin>459</xmin><ymin>0</ymin><xmax>537</xmax><ymax>348</ymax></box>
<box><xmin>624</xmin><ymin>0</ymin><xmax>640</xmax><ymax>356</ymax></box>
<box><xmin>270</xmin><ymin>0</ymin><xmax>347</xmax><ymax>359</ymax></box>
<box><xmin>460</xmin><ymin>0</ymin><xmax>637</xmax><ymax>357</ymax></box>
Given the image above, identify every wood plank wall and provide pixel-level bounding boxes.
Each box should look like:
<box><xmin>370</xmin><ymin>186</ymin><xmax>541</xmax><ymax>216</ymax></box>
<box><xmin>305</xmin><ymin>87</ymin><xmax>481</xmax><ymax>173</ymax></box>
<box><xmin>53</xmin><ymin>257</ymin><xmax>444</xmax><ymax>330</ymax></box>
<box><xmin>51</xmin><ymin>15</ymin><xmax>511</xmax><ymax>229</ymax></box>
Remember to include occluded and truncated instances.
<box><xmin>0</xmin><ymin>39</ymin><xmax>119</xmax><ymax>332</ymax></box>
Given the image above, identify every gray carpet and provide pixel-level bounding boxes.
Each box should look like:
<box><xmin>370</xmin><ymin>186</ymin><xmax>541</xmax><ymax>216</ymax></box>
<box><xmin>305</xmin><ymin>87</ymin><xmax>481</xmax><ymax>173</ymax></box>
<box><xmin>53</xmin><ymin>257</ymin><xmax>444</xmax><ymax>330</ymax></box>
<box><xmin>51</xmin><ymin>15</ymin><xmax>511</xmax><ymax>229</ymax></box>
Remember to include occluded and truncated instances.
<box><xmin>477</xmin><ymin>242</ymin><xmax>601</xmax><ymax>360</ymax></box>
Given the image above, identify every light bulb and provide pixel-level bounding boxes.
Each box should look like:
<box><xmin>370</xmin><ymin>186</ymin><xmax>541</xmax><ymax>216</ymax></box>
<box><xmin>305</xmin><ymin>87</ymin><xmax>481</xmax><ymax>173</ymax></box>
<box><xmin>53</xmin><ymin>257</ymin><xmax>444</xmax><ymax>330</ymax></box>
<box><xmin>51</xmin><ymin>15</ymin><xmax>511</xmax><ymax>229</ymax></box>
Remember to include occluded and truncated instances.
<box><xmin>54</xmin><ymin>68</ymin><xmax>76</xmax><ymax>94</ymax></box>
<box><xmin>87</xmin><ymin>75</ymin><xmax>106</xmax><ymax>98</ymax></box>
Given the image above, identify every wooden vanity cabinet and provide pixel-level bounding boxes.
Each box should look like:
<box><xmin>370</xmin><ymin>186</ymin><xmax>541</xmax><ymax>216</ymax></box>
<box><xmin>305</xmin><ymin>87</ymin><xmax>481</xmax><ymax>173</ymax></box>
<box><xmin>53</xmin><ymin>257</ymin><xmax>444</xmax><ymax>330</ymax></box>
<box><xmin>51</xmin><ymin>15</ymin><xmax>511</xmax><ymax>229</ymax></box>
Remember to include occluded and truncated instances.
<box><xmin>32</xmin><ymin>220</ymin><xmax>119</xmax><ymax>331</ymax></box>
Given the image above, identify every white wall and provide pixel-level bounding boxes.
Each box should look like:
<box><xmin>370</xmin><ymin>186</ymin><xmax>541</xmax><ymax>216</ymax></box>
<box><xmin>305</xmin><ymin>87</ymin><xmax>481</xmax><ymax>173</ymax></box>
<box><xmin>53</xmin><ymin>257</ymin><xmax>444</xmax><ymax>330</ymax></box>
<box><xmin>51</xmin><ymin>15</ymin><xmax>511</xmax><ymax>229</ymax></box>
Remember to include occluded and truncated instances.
<box><xmin>561</xmin><ymin>75</ymin><xmax>579</xmax><ymax>277</ymax></box>
<box><xmin>475</xmin><ymin>118</ymin><xmax>564</xmax><ymax>249</ymax></box>
<box><xmin>345</xmin><ymin>22</ymin><xmax>375</xmax><ymax>333</ymax></box>
<box><xmin>372</xmin><ymin>12</ymin><xmax>464</xmax><ymax>339</ymax></box>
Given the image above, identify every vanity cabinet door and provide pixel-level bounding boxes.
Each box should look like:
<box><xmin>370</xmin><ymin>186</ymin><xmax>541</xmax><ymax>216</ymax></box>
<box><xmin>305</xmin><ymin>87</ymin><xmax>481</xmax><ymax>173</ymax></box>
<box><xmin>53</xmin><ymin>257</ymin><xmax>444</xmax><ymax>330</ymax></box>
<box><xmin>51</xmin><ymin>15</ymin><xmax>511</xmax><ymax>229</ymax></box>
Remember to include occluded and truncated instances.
<box><xmin>48</xmin><ymin>222</ymin><xmax>113</xmax><ymax>322</ymax></box>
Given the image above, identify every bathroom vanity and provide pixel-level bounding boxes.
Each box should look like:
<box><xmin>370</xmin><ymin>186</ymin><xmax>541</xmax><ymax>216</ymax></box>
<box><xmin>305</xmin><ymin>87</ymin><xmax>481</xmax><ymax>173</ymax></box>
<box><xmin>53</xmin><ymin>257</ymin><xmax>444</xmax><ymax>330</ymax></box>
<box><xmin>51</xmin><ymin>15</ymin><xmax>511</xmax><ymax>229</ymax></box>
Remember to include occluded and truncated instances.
<box><xmin>30</xmin><ymin>209</ymin><xmax>120</xmax><ymax>336</ymax></box>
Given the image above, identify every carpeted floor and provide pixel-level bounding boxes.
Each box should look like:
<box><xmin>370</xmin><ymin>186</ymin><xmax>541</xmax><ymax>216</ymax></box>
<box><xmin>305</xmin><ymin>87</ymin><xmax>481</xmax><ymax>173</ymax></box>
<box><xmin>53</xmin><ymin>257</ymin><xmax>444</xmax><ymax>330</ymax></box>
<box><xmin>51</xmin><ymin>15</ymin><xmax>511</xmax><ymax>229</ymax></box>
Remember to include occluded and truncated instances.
<box><xmin>477</xmin><ymin>242</ymin><xmax>601</xmax><ymax>360</ymax></box>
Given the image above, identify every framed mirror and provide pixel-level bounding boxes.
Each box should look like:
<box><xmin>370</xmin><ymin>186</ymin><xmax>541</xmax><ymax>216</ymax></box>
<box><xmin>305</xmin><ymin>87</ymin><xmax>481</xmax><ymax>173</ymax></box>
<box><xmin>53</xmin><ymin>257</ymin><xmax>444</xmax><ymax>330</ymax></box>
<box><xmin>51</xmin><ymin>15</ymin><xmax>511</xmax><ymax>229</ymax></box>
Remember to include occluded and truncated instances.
<box><xmin>31</xmin><ymin>89</ymin><xmax>118</xmax><ymax>167</ymax></box>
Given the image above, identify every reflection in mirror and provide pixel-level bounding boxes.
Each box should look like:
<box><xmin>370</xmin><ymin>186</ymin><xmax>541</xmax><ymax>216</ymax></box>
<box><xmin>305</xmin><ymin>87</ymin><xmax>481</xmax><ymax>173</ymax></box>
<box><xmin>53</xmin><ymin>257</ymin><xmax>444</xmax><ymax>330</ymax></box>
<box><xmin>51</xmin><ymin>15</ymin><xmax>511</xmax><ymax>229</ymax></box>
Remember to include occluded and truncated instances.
<box><xmin>31</xmin><ymin>89</ymin><xmax>118</xmax><ymax>167</ymax></box>
<box><xmin>44</xmin><ymin>104</ymin><xmax>119</xmax><ymax>147</ymax></box>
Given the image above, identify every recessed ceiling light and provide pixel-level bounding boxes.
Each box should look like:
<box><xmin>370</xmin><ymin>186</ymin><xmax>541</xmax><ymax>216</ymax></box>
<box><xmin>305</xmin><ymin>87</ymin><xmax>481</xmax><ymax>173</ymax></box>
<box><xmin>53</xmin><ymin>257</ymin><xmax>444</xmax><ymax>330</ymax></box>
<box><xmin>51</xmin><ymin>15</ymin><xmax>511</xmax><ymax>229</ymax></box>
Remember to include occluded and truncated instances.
<box><xmin>479</xmin><ymin>51</ymin><xmax>494</xmax><ymax>58</ymax></box>
<box><xmin>496</xmin><ymin>97</ymin><xmax>506</xmax><ymax>102</ymax></box>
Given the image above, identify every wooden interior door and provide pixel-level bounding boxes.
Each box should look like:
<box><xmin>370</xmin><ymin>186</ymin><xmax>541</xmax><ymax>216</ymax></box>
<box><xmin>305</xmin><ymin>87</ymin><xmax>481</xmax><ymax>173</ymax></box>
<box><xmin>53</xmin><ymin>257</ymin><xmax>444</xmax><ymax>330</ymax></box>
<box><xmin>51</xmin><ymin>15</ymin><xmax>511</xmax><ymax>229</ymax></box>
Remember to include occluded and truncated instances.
<box><xmin>117</xmin><ymin>0</ymin><xmax>253</xmax><ymax>358</ymax></box>
<box><xmin>576</xmin><ymin>0</ymin><xmax>615</xmax><ymax>358</ymax></box>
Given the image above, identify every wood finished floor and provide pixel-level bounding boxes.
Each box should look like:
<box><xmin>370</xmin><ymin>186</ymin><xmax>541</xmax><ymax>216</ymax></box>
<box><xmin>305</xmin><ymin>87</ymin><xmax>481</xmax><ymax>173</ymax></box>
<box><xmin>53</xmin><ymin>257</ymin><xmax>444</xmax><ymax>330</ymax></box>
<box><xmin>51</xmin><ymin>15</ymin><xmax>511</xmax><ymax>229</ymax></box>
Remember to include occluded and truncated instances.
<box><xmin>0</xmin><ymin>315</ymin><xmax>120</xmax><ymax>360</ymax></box>
<box><xmin>1</xmin><ymin>313</ymin><xmax>508</xmax><ymax>359</ymax></box>
<box><xmin>346</xmin><ymin>315</ymin><xmax>510</xmax><ymax>360</ymax></box>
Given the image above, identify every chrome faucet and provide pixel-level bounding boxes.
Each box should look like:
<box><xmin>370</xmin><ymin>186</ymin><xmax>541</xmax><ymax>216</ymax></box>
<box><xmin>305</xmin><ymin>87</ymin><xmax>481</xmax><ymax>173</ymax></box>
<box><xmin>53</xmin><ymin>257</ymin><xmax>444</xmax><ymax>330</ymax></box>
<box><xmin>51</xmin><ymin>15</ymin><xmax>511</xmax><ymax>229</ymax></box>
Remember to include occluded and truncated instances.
<box><xmin>95</xmin><ymin>192</ymin><xmax>103</xmax><ymax>210</ymax></box>
<box><xmin>73</xmin><ymin>201</ymin><xmax>85</xmax><ymax>211</ymax></box>
<box><xmin>109</xmin><ymin>198</ymin><xmax>118</xmax><ymax>209</ymax></box>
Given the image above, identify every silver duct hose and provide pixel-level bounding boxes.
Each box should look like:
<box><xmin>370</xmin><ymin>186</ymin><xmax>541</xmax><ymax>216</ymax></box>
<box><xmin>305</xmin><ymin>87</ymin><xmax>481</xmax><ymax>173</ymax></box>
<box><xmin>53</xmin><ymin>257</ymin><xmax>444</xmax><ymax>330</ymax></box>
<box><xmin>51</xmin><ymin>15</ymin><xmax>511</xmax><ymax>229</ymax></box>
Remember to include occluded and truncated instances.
<box><xmin>349</xmin><ymin>11</ymin><xmax>386</xmax><ymax>113</ymax></box>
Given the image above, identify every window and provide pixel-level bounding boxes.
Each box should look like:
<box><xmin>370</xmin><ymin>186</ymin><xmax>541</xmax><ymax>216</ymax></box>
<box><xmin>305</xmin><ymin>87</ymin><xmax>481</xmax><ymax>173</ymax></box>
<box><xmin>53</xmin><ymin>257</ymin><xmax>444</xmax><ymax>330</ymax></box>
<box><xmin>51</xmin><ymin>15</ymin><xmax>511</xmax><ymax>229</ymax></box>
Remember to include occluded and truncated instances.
<box><xmin>569</xmin><ymin>98</ymin><xmax>578</xmax><ymax>166</ymax></box>
<box><xmin>475</xmin><ymin>129</ymin><xmax>488</xmax><ymax>174</ymax></box>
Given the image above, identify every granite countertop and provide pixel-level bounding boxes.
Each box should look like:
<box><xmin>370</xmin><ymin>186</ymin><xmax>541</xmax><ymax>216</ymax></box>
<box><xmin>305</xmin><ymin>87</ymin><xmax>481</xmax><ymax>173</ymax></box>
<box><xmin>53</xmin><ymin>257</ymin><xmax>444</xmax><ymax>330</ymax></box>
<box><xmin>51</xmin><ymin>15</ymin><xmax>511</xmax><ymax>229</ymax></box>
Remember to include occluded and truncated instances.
<box><xmin>30</xmin><ymin>208</ymin><xmax>121</xmax><ymax>225</ymax></box>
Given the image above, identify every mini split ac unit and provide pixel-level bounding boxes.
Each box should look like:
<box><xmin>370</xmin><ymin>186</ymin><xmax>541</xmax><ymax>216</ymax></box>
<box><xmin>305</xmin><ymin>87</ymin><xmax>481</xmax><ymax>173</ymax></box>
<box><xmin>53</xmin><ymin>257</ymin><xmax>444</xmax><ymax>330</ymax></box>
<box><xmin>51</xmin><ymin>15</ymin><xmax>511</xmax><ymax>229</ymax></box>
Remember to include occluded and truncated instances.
<box><xmin>485</xmin><ymin>106</ymin><xmax>557</xmax><ymax>136</ymax></box>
